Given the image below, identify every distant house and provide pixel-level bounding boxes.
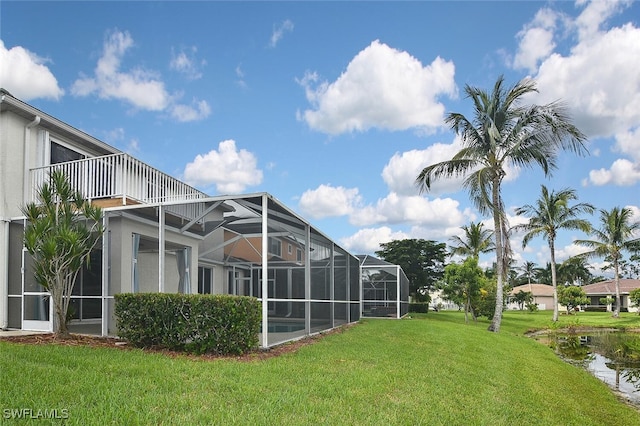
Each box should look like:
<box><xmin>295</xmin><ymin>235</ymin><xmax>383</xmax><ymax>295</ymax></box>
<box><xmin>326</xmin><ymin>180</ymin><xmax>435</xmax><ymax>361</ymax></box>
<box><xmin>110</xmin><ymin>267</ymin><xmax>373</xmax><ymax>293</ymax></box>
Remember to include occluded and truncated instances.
<box><xmin>508</xmin><ymin>284</ymin><xmax>555</xmax><ymax>310</ymax></box>
<box><xmin>581</xmin><ymin>279</ymin><xmax>640</xmax><ymax>313</ymax></box>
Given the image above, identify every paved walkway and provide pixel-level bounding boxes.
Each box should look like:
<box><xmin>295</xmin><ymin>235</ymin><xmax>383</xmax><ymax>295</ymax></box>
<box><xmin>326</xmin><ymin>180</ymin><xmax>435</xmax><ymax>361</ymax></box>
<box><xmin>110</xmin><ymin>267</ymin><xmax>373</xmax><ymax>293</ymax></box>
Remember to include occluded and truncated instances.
<box><xmin>0</xmin><ymin>329</ymin><xmax>49</xmax><ymax>337</ymax></box>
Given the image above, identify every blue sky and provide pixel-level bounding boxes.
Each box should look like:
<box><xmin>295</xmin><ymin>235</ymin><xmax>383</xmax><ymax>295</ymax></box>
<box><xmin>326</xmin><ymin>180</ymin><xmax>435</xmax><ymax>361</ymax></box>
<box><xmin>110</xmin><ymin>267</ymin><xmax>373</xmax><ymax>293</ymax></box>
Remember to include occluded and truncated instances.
<box><xmin>1</xmin><ymin>1</ymin><xmax>639</xmax><ymax>274</ymax></box>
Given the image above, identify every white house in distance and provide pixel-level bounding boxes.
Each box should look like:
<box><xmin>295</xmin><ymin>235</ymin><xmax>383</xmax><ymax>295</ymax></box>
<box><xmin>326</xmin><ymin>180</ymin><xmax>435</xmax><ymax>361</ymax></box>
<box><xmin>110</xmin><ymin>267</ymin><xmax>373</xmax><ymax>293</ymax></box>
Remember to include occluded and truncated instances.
<box><xmin>508</xmin><ymin>284</ymin><xmax>555</xmax><ymax>310</ymax></box>
<box><xmin>0</xmin><ymin>89</ymin><xmax>362</xmax><ymax>347</ymax></box>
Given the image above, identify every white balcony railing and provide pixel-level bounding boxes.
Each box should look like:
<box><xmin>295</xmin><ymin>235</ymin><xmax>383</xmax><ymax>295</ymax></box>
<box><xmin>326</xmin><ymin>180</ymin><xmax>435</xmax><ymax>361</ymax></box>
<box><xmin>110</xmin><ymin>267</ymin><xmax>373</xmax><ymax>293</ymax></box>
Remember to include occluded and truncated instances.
<box><xmin>30</xmin><ymin>153</ymin><xmax>208</xmax><ymax>222</ymax></box>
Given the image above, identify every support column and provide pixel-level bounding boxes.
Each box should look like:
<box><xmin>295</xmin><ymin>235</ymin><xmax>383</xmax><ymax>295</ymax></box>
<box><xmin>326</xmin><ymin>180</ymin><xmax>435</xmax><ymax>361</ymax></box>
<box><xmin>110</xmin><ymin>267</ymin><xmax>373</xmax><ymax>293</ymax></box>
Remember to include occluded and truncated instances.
<box><xmin>159</xmin><ymin>206</ymin><xmax>165</xmax><ymax>293</ymax></box>
<box><xmin>396</xmin><ymin>265</ymin><xmax>401</xmax><ymax>319</ymax></box>
<box><xmin>261</xmin><ymin>194</ymin><xmax>269</xmax><ymax>348</ymax></box>
<box><xmin>305</xmin><ymin>224</ymin><xmax>311</xmax><ymax>333</ymax></box>
<box><xmin>101</xmin><ymin>215</ymin><xmax>109</xmax><ymax>336</ymax></box>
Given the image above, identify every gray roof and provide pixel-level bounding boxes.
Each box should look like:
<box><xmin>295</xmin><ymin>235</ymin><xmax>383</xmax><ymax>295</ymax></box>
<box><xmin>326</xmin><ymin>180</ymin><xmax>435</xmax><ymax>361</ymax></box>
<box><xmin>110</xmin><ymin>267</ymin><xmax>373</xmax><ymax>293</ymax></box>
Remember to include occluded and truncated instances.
<box><xmin>581</xmin><ymin>279</ymin><xmax>640</xmax><ymax>295</ymax></box>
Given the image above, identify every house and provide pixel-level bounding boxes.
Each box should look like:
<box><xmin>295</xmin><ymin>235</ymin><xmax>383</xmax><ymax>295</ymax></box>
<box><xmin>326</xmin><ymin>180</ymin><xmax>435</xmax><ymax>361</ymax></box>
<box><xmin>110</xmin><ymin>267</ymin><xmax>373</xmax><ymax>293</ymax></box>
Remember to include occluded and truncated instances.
<box><xmin>581</xmin><ymin>279</ymin><xmax>640</xmax><ymax>313</ymax></box>
<box><xmin>358</xmin><ymin>255</ymin><xmax>409</xmax><ymax>318</ymax></box>
<box><xmin>508</xmin><ymin>283</ymin><xmax>555</xmax><ymax>310</ymax></box>
<box><xmin>0</xmin><ymin>89</ymin><xmax>361</xmax><ymax>348</ymax></box>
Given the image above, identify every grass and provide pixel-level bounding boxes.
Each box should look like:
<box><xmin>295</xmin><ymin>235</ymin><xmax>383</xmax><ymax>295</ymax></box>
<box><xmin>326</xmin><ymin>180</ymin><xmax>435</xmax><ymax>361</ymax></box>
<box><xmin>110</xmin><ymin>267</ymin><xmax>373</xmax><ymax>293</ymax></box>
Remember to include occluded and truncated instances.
<box><xmin>1</xmin><ymin>311</ymin><xmax>639</xmax><ymax>425</ymax></box>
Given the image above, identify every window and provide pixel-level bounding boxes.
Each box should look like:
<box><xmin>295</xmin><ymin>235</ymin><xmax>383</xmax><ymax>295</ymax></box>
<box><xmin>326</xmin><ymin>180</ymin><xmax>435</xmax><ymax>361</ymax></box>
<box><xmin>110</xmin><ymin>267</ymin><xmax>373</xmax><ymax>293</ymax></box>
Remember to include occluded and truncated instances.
<box><xmin>51</xmin><ymin>141</ymin><xmax>84</xmax><ymax>164</ymax></box>
<box><xmin>268</xmin><ymin>237</ymin><xmax>282</xmax><ymax>257</ymax></box>
<box><xmin>297</xmin><ymin>248</ymin><xmax>302</xmax><ymax>262</ymax></box>
<box><xmin>198</xmin><ymin>267</ymin><xmax>213</xmax><ymax>294</ymax></box>
<box><xmin>288</xmin><ymin>243</ymin><xmax>292</xmax><ymax>255</ymax></box>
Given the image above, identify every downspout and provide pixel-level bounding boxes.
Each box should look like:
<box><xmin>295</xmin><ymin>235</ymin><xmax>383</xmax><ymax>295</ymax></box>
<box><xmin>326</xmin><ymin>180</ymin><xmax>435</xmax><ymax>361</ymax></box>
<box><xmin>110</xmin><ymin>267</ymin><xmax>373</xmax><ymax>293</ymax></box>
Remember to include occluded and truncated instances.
<box><xmin>23</xmin><ymin>115</ymin><xmax>41</xmax><ymax>204</ymax></box>
<box><xmin>0</xmin><ymin>217</ymin><xmax>9</xmax><ymax>329</ymax></box>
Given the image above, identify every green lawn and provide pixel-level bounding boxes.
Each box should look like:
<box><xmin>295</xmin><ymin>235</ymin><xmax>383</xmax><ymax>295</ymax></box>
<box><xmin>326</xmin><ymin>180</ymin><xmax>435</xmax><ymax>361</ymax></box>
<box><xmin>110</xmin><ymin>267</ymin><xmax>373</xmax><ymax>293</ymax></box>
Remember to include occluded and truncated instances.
<box><xmin>1</xmin><ymin>311</ymin><xmax>639</xmax><ymax>425</ymax></box>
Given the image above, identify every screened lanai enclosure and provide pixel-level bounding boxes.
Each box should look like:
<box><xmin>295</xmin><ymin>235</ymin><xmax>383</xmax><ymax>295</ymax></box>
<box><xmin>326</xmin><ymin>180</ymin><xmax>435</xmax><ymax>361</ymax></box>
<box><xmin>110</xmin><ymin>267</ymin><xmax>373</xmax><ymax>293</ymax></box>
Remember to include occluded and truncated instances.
<box><xmin>6</xmin><ymin>193</ymin><xmax>361</xmax><ymax>348</ymax></box>
<box><xmin>359</xmin><ymin>255</ymin><xmax>409</xmax><ymax>319</ymax></box>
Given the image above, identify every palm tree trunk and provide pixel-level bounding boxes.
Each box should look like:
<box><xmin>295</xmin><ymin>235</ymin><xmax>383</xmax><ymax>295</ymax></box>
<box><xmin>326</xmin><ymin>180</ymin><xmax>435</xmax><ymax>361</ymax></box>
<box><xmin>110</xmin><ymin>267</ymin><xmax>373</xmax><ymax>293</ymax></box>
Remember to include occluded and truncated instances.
<box><xmin>614</xmin><ymin>260</ymin><xmax>621</xmax><ymax>318</ymax></box>
<box><xmin>488</xmin><ymin>182</ymin><xmax>504</xmax><ymax>332</ymax></box>
<box><xmin>550</xmin><ymin>240</ymin><xmax>559</xmax><ymax>322</ymax></box>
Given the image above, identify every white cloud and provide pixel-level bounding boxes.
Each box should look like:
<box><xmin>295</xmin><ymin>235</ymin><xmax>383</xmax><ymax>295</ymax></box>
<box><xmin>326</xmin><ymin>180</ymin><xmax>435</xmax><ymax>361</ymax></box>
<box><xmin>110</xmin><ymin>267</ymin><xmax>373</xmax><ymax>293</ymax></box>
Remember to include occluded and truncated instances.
<box><xmin>340</xmin><ymin>226</ymin><xmax>409</xmax><ymax>254</ymax></box>
<box><xmin>235</xmin><ymin>64</ymin><xmax>248</xmax><ymax>89</ymax></box>
<box><xmin>587</xmin><ymin>126</ymin><xmax>640</xmax><ymax>186</ymax></box>
<box><xmin>170</xmin><ymin>46</ymin><xmax>204</xmax><ymax>80</ymax></box>
<box><xmin>613</xmin><ymin>126</ymin><xmax>640</xmax><ymax>162</ymax></box>
<box><xmin>297</xmin><ymin>40</ymin><xmax>457</xmax><ymax>135</ymax></box>
<box><xmin>382</xmin><ymin>139</ymin><xmax>466</xmax><ymax>196</ymax></box>
<box><xmin>71</xmin><ymin>29</ymin><xmax>210</xmax><ymax>122</ymax></box>
<box><xmin>574</xmin><ymin>0</ymin><xmax>629</xmax><ymax>41</ymax></box>
<box><xmin>384</xmin><ymin>136</ymin><xmax>522</xmax><ymax>197</ymax></box>
<box><xmin>627</xmin><ymin>205</ymin><xmax>640</xmax><ymax>220</ymax></box>
<box><xmin>350</xmin><ymin>192</ymin><xmax>467</xmax><ymax>228</ymax></box>
<box><xmin>525</xmin><ymin>2</ymin><xmax>640</xmax><ymax>138</ymax></box>
<box><xmin>71</xmin><ymin>30</ymin><xmax>169</xmax><ymax>110</ymax></box>
<box><xmin>183</xmin><ymin>140</ymin><xmax>263</xmax><ymax>194</ymax></box>
<box><xmin>587</xmin><ymin>158</ymin><xmax>640</xmax><ymax>186</ymax></box>
<box><xmin>270</xmin><ymin>19</ymin><xmax>294</xmax><ymax>47</ymax></box>
<box><xmin>554</xmin><ymin>242</ymin><xmax>592</xmax><ymax>264</ymax></box>
<box><xmin>0</xmin><ymin>40</ymin><xmax>64</xmax><ymax>100</ymax></box>
<box><xmin>170</xmin><ymin>98</ymin><xmax>211</xmax><ymax>122</ymax></box>
<box><xmin>513</xmin><ymin>8</ymin><xmax>559</xmax><ymax>72</ymax></box>
<box><xmin>298</xmin><ymin>184</ymin><xmax>362</xmax><ymax>219</ymax></box>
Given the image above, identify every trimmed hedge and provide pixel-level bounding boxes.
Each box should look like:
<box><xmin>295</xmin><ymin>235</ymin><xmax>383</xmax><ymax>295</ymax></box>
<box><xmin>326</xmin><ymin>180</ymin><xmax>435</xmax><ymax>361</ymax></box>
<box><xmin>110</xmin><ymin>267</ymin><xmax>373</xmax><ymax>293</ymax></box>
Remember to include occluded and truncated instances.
<box><xmin>409</xmin><ymin>303</ymin><xmax>429</xmax><ymax>313</ymax></box>
<box><xmin>114</xmin><ymin>293</ymin><xmax>261</xmax><ymax>355</ymax></box>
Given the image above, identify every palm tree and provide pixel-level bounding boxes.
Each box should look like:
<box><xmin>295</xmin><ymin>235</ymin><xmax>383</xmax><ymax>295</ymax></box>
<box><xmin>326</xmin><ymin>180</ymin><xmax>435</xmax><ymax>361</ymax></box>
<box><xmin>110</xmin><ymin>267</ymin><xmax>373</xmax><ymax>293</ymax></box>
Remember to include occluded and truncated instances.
<box><xmin>515</xmin><ymin>261</ymin><xmax>539</xmax><ymax>287</ymax></box>
<box><xmin>514</xmin><ymin>185</ymin><xmax>594</xmax><ymax>322</ymax></box>
<box><xmin>558</xmin><ymin>256</ymin><xmax>592</xmax><ymax>286</ymax></box>
<box><xmin>575</xmin><ymin>207</ymin><xmax>640</xmax><ymax>317</ymax></box>
<box><xmin>449</xmin><ymin>221</ymin><xmax>495</xmax><ymax>259</ymax></box>
<box><xmin>415</xmin><ymin>76</ymin><xmax>587</xmax><ymax>332</ymax></box>
<box><xmin>22</xmin><ymin>170</ymin><xmax>104</xmax><ymax>337</ymax></box>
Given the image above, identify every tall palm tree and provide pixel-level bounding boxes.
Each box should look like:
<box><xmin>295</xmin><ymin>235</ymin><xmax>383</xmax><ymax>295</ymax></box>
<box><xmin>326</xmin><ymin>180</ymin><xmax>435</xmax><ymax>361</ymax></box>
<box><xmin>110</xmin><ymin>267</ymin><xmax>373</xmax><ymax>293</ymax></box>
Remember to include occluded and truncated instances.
<box><xmin>575</xmin><ymin>207</ymin><xmax>640</xmax><ymax>317</ymax></box>
<box><xmin>558</xmin><ymin>256</ymin><xmax>592</xmax><ymax>286</ymax></box>
<box><xmin>514</xmin><ymin>185</ymin><xmax>594</xmax><ymax>322</ymax></box>
<box><xmin>516</xmin><ymin>261</ymin><xmax>539</xmax><ymax>287</ymax></box>
<box><xmin>415</xmin><ymin>76</ymin><xmax>587</xmax><ymax>332</ymax></box>
<box><xmin>449</xmin><ymin>221</ymin><xmax>495</xmax><ymax>259</ymax></box>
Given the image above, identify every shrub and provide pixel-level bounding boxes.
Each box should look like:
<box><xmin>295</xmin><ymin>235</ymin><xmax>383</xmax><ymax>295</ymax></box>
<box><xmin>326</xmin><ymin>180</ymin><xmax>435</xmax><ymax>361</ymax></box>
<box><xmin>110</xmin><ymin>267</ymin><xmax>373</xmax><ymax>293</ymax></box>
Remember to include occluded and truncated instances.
<box><xmin>409</xmin><ymin>303</ymin><xmax>429</xmax><ymax>313</ymax></box>
<box><xmin>115</xmin><ymin>293</ymin><xmax>261</xmax><ymax>355</ymax></box>
<box><xmin>526</xmin><ymin>302</ymin><xmax>539</xmax><ymax>312</ymax></box>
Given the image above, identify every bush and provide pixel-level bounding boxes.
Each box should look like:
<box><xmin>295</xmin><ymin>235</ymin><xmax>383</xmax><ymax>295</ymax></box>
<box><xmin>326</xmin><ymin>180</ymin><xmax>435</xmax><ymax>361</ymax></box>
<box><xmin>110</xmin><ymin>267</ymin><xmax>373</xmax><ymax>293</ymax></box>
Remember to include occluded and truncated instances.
<box><xmin>409</xmin><ymin>303</ymin><xmax>429</xmax><ymax>313</ymax></box>
<box><xmin>114</xmin><ymin>293</ymin><xmax>261</xmax><ymax>355</ymax></box>
<box><xmin>584</xmin><ymin>306</ymin><xmax>607</xmax><ymax>312</ymax></box>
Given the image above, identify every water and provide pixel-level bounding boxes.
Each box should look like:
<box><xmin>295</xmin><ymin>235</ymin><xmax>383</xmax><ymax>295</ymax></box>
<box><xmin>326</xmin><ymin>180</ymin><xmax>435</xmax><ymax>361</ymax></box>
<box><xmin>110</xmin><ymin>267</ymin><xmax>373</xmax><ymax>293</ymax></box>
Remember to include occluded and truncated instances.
<box><xmin>543</xmin><ymin>331</ymin><xmax>640</xmax><ymax>407</ymax></box>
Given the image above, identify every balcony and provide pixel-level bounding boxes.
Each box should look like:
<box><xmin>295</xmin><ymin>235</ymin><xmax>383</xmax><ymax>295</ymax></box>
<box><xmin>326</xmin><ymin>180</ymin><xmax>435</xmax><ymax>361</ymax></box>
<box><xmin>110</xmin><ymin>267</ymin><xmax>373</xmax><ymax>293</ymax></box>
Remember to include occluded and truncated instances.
<box><xmin>30</xmin><ymin>153</ymin><xmax>209</xmax><ymax>222</ymax></box>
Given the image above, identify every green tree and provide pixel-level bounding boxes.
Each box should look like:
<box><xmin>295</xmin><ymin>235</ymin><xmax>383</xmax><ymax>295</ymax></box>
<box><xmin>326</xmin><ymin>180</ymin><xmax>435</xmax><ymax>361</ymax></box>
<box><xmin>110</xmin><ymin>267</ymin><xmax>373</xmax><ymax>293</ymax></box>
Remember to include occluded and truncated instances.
<box><xmin>416</xmin><ymin>76</ymin><xmax>587</xmax><ymax>332</ymax></box>
<box><xmin>558</xmin><ymin>256</ymin><xmax>592</xmax><ymax>286</ymax></box>
<box><xmin>515</xmin><ymin>261</ymin><xmax>542</xmax><ymax>286</ymax></box>
<box><xmin>449</xmin><ymin>221</ymin><xmax>495</xmax><ymax>259</ymax></box>
<box><xmin>514</xmin><ymin>185</ymin><xmax>594</xmax><ymax>322</ymax></box>
<box><xmin>557</xmin><ymin>286</ymin><xmax>588</xmax><ymax>315</ymax></box>
<box><xmin>512</xmin><ymin>290</ymin><xmax>533</xmax><ymax>310</ymax></box>
<box><xmin>442</xmin><ymin>257</ymin><xmax>486</xmax><ymax>323</ymax></box>
<box><xmin>575</xmin><ymin>207</ymin><xmax>640</xmax><ymax>318</ymax></box>
<box><xmin>629</xmin><ymin>288</ymin><xmax>640</xmax><ymax>315</ymax></box>
<box><xmin>536</xmin><ymin>262</ymin><xmax>553</xmax><ymax>285</ymax></box>
<box><xmin>376</xmin><ymin>239</ymin><xmax>447</xmax><ymax>303</ymax></box>
<box><xmin>22</xmin><ymin>170</ymin><xmax>104</xmax><ymax>337</ymax></box>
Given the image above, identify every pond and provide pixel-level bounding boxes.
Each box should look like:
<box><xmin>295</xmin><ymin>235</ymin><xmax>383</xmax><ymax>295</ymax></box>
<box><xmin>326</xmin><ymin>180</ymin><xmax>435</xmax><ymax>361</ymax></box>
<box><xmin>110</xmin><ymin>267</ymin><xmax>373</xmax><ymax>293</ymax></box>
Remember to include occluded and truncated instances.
<box><xmin>538</xmin><ymin>330</ymin><xmax>640</xmax><ymax>407</ymax></box>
